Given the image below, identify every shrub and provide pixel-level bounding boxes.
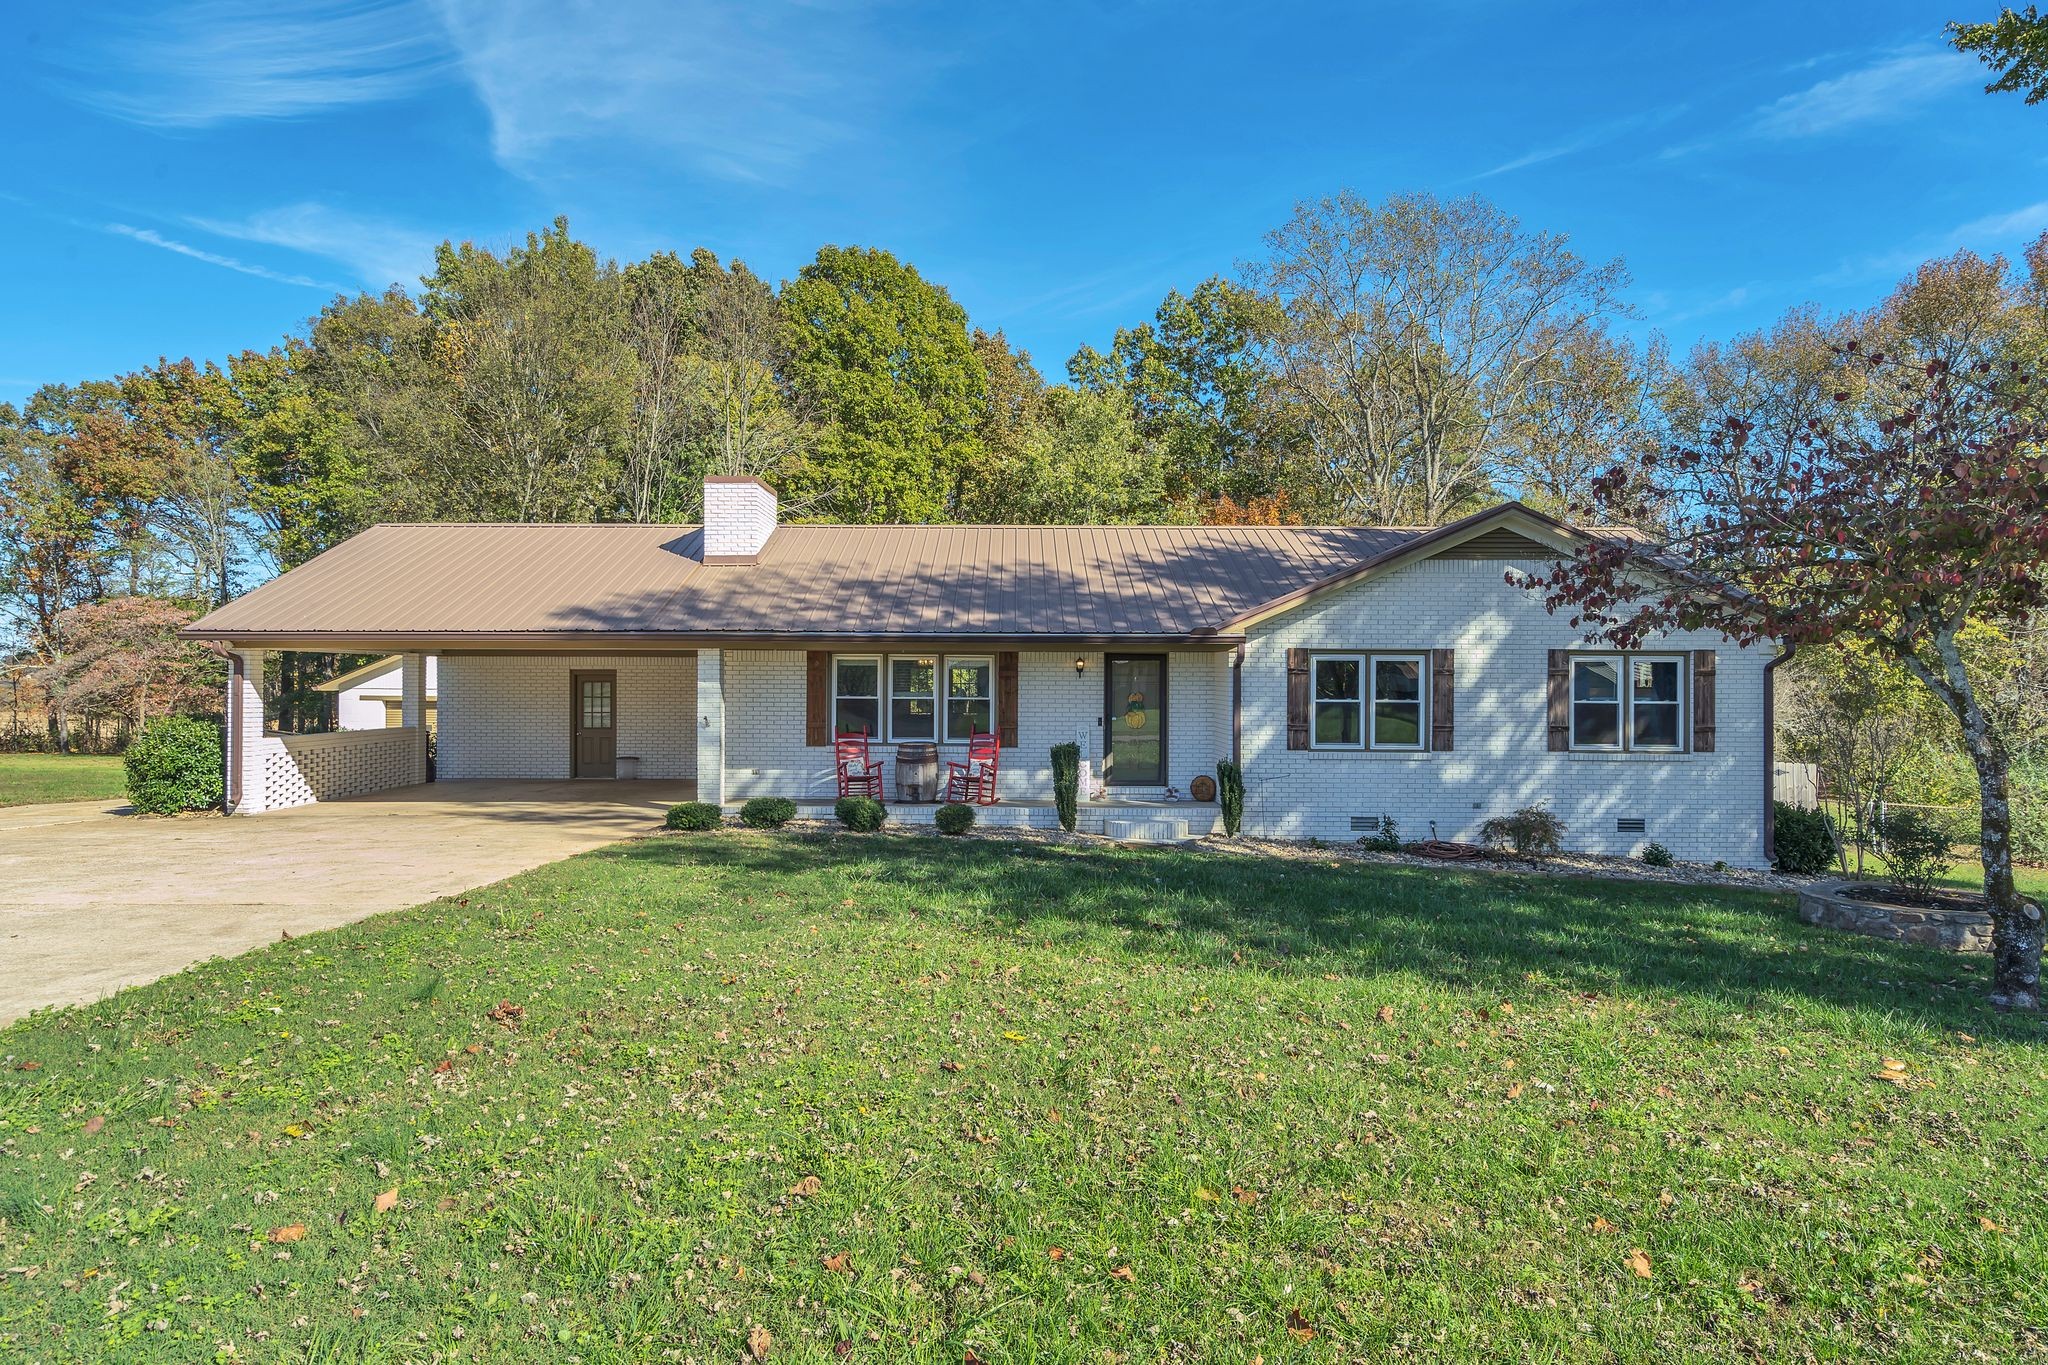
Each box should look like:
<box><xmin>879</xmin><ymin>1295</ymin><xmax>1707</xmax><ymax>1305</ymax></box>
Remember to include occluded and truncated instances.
<box><xmin>1640</xmin><ymin>841</ymin><xmax>1674</xmax><ymax>868</ymax></box>
<box><xmin>835</xmin><ymin>796</ymin><xmax>888</xmax><ymax>832</ymax></box>
<box><xmin>1479</xmin><ymin>804</ymin><xmax>1567</xmax><ymax>859</ymax></box>
<box><xmin>1874</xmin><ymin>808</ymin><xmax>1954</xmax><ymax>895</ymax></box>
<box><xmin>124</xmin><ymin>715</ymin><xmax>224</xmax><ymax>814</ymax></box>
<box><xmin>665</xmin><ymin>801</ymin><xmax>722</xmax><ymax>831</ymax></box>
<box><xmin>1050</xmin><ymin>743</ymin><xmax>1080</xmax><ymax>832</ymax></box>
<box><xmin>934</xmin><ymin>802</ymin><xmax>976</xmax><ymax>835</ymax></box>
<box><xmin>1358</xmin><ymin>813</ymin><xmax>1402</xmax><ymax>853</ymax></box>
<box><xmin>739</xmin><ymin>796</ymin><xmax>797</xmax><ymax>829</ymax></box>
<box><xmin>1772</xmin><ymin>802</ymin><xmax>1837</xmax><ymax>875</ymax></box>
<box><xmin>1215</xmin><ymin>760</ymin><xmax>1244</xmax><ymax>837</ymax></box>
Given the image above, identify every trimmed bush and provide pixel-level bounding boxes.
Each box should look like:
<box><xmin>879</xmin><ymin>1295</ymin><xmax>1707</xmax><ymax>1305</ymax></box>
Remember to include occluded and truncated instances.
<box><xmin>124</xmin><ymin>715</ymin><xmax>224</xmax><ymax>814</ymax></box>
<box><xmin>739</xmin><ymin>797</ymin><xmax>797</xmax><ymax>829</ymax></box>
<box><xmin>1772</xmin><ymin>801</ymin><xmax>1837</xmax><ymax>875</ymax></box>
<box><xmin>1640</xmin><ymin>841</ymin><xmax>1675</xmax><ymax>868</ymax></box>
<box><xmin>835</xmin><ymin>796</ymin><xmax>888</xmax><ymax>832</ymax></box>
<box><xmin>1874</xmin><ymin>808</ymin><xmax>1954</xmax><ymax>895</ymax></box>
<box><xmin>1215</xmin><ymin>760</ymin><xmax>1244</xmax><ymax>837</ymax></box>
<box><xmin>934</xmin><ymin>802</ymin><xmax>976</xmax><ymax>835</ymax></box>
<box><xmin>665</xmin><ymin>801</ymin><xmax>722</xmax><ymax>831</ymax></box>
<box><xmin>1050</xmin><ymin>743</ymin><xmax>1080</xmax><ymax>832</ymax></box>
<box><xmin>1480</xmin><ymin>804</ymin><xmax>1566</xmax><ymax>859</ymax></box>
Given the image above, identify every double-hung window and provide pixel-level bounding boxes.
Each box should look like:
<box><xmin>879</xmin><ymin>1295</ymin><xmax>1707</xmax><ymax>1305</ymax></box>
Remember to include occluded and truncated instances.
<box><xmin>889</xmin><ymin>657</ymin><xmax>937</xmax><ymax>740</ymax></box>
<box><xmin>1311</xmin><ymin>652</ymin><xmax>1427</xmax><ymax>750</ymax></box>
<box><xmin>833</xmin><ymin>657</ymin><xmax>881</xmax><ymax>737</ymax></box>
<box><xmin>944</xmin><ymin>657</ymin><xmax>994</xmax><ymax>741</ymax></box>
<box><xmin>1569</xmin><ymin>654</ymin><xmax>1685</xmax><ymax>752</ymax></box>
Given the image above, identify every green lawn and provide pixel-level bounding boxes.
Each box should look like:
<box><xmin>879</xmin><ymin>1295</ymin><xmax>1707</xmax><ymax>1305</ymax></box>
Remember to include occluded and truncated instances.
<box><xmin>0</xmin><ymin>753</ymin><xmax>126</xmax><ymax>808</ymax></box>
<box><xmin>1938</xmin><ymin>860</ymin><xmax>2048</xmax><ymax>901</ymax></box>
<box><xmin>2</xmin><ymin>833</ymin><xmax>2043</xmax><ymax>1362</ymax></box>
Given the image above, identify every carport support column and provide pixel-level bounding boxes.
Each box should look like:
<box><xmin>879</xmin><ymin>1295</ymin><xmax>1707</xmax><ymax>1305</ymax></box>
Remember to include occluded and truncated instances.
<box><xmin>696</xmin><ymin>649</ymin><xmax>725</xmax><ymax>807</ymax></box>
<box><xmin>400</xmin><ymin>652</ymin><xmax>429</xmax><ymax>785</ymax></box>
<box><xmin>226</xmin><ymin>648</ymin><xmax>267</xmax><ymax>815</ymax></box>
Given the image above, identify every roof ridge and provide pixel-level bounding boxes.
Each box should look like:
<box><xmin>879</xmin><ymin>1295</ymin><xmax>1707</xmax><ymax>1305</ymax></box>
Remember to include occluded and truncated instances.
<box><xmin>360</xmin><ymin>521</ymin><xmax>1428</xmax><ymax>532</ymax></box>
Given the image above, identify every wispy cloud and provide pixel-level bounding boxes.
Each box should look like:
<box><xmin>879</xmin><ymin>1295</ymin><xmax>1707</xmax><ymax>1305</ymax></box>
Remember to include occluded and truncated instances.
<box><xmin>1751</xmin><ymin>47</ymin><xmax>1975</xmax><ymax>139</ymax></box>
<box><xmin>426</xmin><ymin>0</ymin><xmax>914</xmax><ymax>182</ymax></box>
<box><xmin>55</xmin><ymin>1</ymin><xmax>448</xmax><ymax>127</ymax></box>
<box><xmin>104</xmin><ymin>224</ymin><xmax>336</xmax><ymax>289</ymax></box>
<box><xmin>189</xmin><ymin>204</ymin><xmax>443</xmax><ymax>290</ymax></box>
<box><xmin>1474</xmin><ymin>104</ymin><xmax>1689</xmax><ymax>180</ymax></box>
<box><xmin>1819</xmin><ymin>198</ymin><xmax>2048</xmax><ymax>286</ymax></box>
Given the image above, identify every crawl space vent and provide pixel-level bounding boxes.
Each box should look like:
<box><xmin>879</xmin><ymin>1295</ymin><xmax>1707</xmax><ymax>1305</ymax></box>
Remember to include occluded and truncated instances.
<box><xmin>1616</xmin><ymin>817</ymin><xmax>1648</xmax><ymax>834</ymax></box>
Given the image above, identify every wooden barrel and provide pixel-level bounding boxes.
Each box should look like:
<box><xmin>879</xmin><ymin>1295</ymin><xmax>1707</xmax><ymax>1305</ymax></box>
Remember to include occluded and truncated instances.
<box><xmin>896</xmin><ymin>743</ymin><xmax>940</xmax><ymax>802</ymax></box>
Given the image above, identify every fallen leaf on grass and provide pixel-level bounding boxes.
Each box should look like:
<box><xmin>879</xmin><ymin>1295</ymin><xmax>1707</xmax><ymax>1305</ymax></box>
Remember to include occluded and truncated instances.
<box><xmin>1375</xmin><ymin>1006</ymin><xmax>1396</xmax><ymax>1025</ymax></box>
<box><xmin>269</xmin><ymin>1225</ymin><xmax>306</xmax><ymax>1243</ymax></box>
<box><xmin>15</xmin><ymin>1062</ymin><xmax>41</xmax><ymax>1072</ymax></box>
<box><xmin>487</xmin><ymin>1001</ymin><xmax>524</xmax><ymax>1027</ymax></box>
<box><xmin>1195</xmin><ymin>1188</ymin><xmax>1221</xmax><ymax>1203</ymax></box>
<box><xmin>1589</xmin><ymin>1216</ymin><xmax>1615</xmax><ymax>1234</ymax></box>
<box><xmin>1979</xmin><ymin>1217</ymin><xmax>2002</xmax><ymax>1232</ymax></box>
<box><xmin>1626</xmin><ymin>1249</ymin><xmax>1653</xmax><ymax>1279</ymax></box>
<box><xmin>821</xmin><ymin>1253</ymin><xmax>851</xmax><ymax>1273</ymax></box>
<box><xmin>374</xmin><ymin>1187</ymin><xmax>398</xmax><ymax>1213</ymax></box>
<box><xmin>433</xmin><ymin>1059</ymin><xmax>453</xmax><ymax>1074</ymax></box>
<box><xmin>1506</xmin><ymin>1082</ymin><xmax>1524</xmax><ymax>1100</ymax></box>
<box><xmin>748</xmin><ymin>1324</ymin><xmax>772</xmax><ymax>1359</ymax></box>
<box><xmin>1232</xmin><ymin>1186</ymin><xmax>1261</xmax><ymax>1204</ymax></box>
<box><xmin>82</xmin><ymin>1116</ymin><xmax>104</xmax><ymax>1136</ymax></box>
<box><xmin>939</xmin><ymin>1061</ymin><xmax>961</xmax><ymax>1073</ymax></box>
<box><xmin>1110</xmin><ymin>1265</ymin><xmax>1135</xmax><ymax>1281</ymax></box>
<box><xmin>1047</xmin><ymin>1246</ymin><xmax>1066</xmax><ymax>1261</ymax></box>
<box><xmin>1285</xmin><ymin>1307</ymin><xmax>1316</xmax><ymax>1342</ymax></box>
<box><xmin>963</xmin><ymin>1350</ymin><xmax>986</xmax><ymax>1365</ymax></box>
<box><xmin>789</xmin><ymin>1175</ymin><xmax>822</xmax><ymax>1198</ymax></box>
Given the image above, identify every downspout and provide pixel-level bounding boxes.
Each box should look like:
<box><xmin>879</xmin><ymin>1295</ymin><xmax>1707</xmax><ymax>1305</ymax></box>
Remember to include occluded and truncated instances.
<box><xmin>1231</xmin><ymin>643</ymin><xmax>1244</xmax><ymax>768</ymax></box>
<box><xmin>1762</xmin><ymin>643</ymin><xmax>1796</xmax><ymax>864</ymax></box>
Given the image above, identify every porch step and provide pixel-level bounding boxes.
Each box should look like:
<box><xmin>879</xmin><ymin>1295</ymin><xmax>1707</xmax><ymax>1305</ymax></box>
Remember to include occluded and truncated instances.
<box><xmin>1098</xmin><ymin>815</ymin><xmax>1195</xmax><ymax>844</ymax></box>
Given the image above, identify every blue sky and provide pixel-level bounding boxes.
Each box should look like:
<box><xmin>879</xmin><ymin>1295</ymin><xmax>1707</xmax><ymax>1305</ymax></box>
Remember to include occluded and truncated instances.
<box><xmin>3</xmin><ymin>1</ymin><xmax>2039</xmax><ymax>406</ymax></box>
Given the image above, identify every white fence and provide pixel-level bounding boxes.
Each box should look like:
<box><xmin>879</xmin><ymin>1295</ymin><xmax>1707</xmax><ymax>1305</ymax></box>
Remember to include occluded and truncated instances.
<box><xmin>259</xmin><ymin>727</ymin><xmax>421</xmax><ymax>811</ymax></box>
<box><xmin>1773</xmin><ymin>762</ymin><xmax>1819</xmax><ymax>809</ymax></box>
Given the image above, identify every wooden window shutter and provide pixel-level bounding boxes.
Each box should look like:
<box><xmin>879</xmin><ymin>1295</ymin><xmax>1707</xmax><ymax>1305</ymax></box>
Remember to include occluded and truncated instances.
<box><xmin>1691</xmin><ymin>649</ymin><xmax>1717</xmax><ymax>753</ymax></box>
<box><xmin>1546</xmin><ymin>649</ymin><xmax>1570</xmax><ymax>752</ymax></box>
<box><xmin>805</xmin><ymin>651</ymin><xmax>831</xmax><ymax>747</ymax></box>
<box><xmin>996</xmin><ymin>651</ymin><xmax>1019</xmax><ymax>748</ymax></box>
<box><xmin>1286</xmin><ymin>648</ymin><xmax>1310</xmax><ymax>750</ymax></box>
<box><xmin>1429</xmin><ymin>648</ymin><xmax>1455</xmax><ymax>752</ymax></box>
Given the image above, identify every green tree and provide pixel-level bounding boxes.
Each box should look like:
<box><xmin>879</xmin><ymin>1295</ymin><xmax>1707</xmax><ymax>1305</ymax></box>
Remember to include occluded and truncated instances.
<box><xmin>1950</xmin><ymin>7</ymin><xmax>2048</xmax><ymax>104</ymax></box>
<box><xmin>781</xmin><ymin>246</ymin><xmax>987</xmax><ymax>521</ymax></box>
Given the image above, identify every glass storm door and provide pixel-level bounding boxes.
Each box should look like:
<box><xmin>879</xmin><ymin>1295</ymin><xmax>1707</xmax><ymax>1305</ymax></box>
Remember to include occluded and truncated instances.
<box><xmin>1103</xmin><ymin>655</ymin><xmax>1167</xmax><ymax>786</ymax></box>
<box><xmin>572</xmin><ymin>671</ymin><xmax>617</xmax><ymax>778</ymax></box>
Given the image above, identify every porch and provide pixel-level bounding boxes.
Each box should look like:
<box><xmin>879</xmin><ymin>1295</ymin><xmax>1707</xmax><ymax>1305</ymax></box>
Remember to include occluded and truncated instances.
<box><xmin>784</xmin><ymin>794</ymin><xmax>1222</xmax><ymax>837</ymax></box>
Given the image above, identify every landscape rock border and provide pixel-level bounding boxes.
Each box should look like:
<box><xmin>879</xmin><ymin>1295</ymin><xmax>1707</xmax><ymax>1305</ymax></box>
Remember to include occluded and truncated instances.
<box><xmin>1797</xmin><ymin>879</ymin><xmax>1995</xmax><ymax>953</ymax></box>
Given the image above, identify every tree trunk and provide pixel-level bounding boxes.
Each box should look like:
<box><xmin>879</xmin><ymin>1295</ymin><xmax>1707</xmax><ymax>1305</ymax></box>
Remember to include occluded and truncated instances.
<box><xmin>1963</xmin><ymin>718</ymin><xmax>2040</xmax><ymax>1010</ymax></box>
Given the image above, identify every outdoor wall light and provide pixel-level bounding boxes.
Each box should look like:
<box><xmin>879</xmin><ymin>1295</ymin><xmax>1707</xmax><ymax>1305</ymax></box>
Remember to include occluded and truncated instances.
<box><xmin>1073</xmin><ymin>657</ymin><xmax>1088</xmax><ymax>676</ymax></box>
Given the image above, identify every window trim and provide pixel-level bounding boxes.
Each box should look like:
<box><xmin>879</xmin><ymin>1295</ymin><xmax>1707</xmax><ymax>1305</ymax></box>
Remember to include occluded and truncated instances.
<box><xmin>1567</xmin><ymin>652</ymin><xmax>1688</xmax><ymax>753</ymax></box>
<box><xmin>833</xmin><ymin>653</ymin><xmax>999</xmax><ymax>744</ymax></box>
<box><xmin>1308</xmin><ymin>650</ymin><xmax>1429</xmax><ymax>752</ymax></box>
<box><xmin>1368</xmin><ymin>651</ymin><xmax>1428</xmax><ymax>751</ymax></box>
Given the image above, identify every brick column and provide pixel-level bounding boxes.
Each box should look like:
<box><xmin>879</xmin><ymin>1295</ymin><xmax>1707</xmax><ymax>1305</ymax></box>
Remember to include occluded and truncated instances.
<box><xmin>227</xmin><ymin>648</ymin><xmax>267</xmax><ymax>815</ymax></box>
<box><xmin>695</xmin><ymin>649</ymin><xmax>724</xmax><ymax>806</ymax></box>
<box><xmin>400</xmin><ymin>652</ymin><xmax>429</xmax><ymax>785</ymax></box>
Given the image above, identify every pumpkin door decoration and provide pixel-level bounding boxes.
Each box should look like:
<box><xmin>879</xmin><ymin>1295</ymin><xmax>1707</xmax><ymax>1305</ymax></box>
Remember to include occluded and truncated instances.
<box><xmin>1123</xmin><ymin>689</ymin><xmax>1149</xmax><ymax>730</ymax></box>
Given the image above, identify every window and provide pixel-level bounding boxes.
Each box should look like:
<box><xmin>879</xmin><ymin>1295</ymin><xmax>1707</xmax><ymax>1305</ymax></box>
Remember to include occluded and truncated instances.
<box><xmin>833</xmin><ymin>656</ymin><xmax>880</xmax><ymax>737</ymax></box>
<box><xmin>889</xmin><ymin>657</ymin><xmax>937</xmax><ymax>740</ymax></box>
<box><xmin>1312</xmin><ymin>656</ymin><xmax>1363</xmax><ymax>747</ymax></box>
<box><xmin>944</xmin><ymin>657</ymin><xmax>994</xmax><ymax>741</ymax></box>
<box><xmin>1569</xmin><ymin>654</ymin><xmax>1686</xmax><ymax>752</ymax></box>
<box><xmin>1370</xmin><ymin>654</ymin><xmax>1425</xmax><ymax>749</ymax></box>
<box><xmin>1311</xmin><ymin>652</ymin><xmax>1427</xmax><ymax>750</ymax></box>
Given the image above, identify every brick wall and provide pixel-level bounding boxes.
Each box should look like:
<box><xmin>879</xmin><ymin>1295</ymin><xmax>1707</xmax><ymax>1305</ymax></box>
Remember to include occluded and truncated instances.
<box><xmin>260</xmin><ymin>728</ymin><xmax>420</xmax><ymax>810</ymax></box>
<box><xmin>719</xmin><ymin>648</ymin><xmax>1233</xmax><ymax>803</ymax></box>
<box><xmin>1240</xmin><ymin>556</ymin><xmax>1772</xmax><ymax>866</ymax></box>
<box><xmin>437</xmin><ymin>653</ymin><xmax>698</xmax><ymax>780</ymax></box>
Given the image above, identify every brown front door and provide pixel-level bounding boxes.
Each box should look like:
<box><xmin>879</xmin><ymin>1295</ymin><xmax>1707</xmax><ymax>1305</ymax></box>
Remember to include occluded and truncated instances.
<box><xmin>571</xmin><ymin>671</ymin><xmax>617</xmax><ymax>778</ymax></box>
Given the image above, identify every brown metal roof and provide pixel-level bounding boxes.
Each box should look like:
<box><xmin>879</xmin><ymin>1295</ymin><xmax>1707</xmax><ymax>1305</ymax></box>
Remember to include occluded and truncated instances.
<box><xmin>185</xmin><ymin>521</ymin><xmax>1431</xmax><ymax>646</ymax></box>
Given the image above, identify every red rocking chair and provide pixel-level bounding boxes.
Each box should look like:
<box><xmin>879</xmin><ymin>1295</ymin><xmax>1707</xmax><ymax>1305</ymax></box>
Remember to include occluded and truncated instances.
<box><xmin>944</xmin><ymin>731</ymin><xmax>1001</xmax><ymax>805</ymax></box>
<box><xmin>835</xmin><ymin>729</ymin><xmax>887</xmax><ymax>800</ymax></box>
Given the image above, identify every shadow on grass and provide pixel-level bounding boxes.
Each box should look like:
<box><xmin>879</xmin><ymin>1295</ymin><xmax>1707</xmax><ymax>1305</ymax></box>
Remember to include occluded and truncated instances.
<box><xmin>609</xmin><ymin>831</ymin><xmax>2045</xmax><ymax>1035</ymax></box>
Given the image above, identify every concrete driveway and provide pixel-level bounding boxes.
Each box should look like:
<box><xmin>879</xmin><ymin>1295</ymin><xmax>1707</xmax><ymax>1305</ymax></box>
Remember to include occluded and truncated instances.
<box><xmin>0</xmin><ymin>780</ymin><xmax>694</xmax><ymax>1025</ymax></box>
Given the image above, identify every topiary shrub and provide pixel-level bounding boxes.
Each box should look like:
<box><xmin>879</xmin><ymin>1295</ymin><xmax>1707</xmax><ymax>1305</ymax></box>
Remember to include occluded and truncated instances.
<box><xmin>1479</xmin><ymin>804</ymin><xmax>1567</xmax><ymax>859</ymax></box>
<box><xmin>1215</xmin><ymin>760</ymin><xmax>1244</xmax><ymax>837</ymax></box>
<box><xmin>665</xmin><ymin>801</ymin><xmax>722</xmax><ymax>831</ymax></box>
<box><xmin>739</xmin><ymin>796</ymin><xmax>797</xmax><ymax>829</ymax></box>
<box><xmin>1640</xmin><ymin>841</ymin><xmax>1675</xmax><ymax>868</ymax></box>
<box><xmin>934</xmin><ymin>802</ymin><xmax>976</xmax><ymax>835</ymax></box>
<box><xmin>124</xmin><ymin>715</ymin><xmax>224</xmax><ymax>814</ymax></box>
<box><xmin>1050</xmin><ymin>743</ymin><xmax>1080</xmax><ymax>832</ymax></box>
<box><xmin>1772</xmin><ymin>801</ymin><xmax>1837</xmax><ymax>875</ymax></box>
<box><xmin>1873</xmin><ymin>808</ymin><xmax>1954</xmax><ymax>896</ymax></box>
<box><xmin>835</xmin><ymin>796</ymin><xmax>888</xmax><ymax>832</ymax></box>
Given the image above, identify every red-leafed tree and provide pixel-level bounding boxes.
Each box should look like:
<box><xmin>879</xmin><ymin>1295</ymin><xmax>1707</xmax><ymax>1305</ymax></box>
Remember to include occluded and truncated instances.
<box><xmin>1529</xmin><ymin>276</ymin><xmax>2048</xmax><ymax>1008</ymax></box>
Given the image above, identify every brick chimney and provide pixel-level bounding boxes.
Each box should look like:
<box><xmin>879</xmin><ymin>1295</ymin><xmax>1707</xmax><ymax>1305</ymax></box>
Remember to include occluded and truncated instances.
<box><xmin>702</xmin><ymin>477</ymin><xmax>778</xmax><ymax>563</ymax></box>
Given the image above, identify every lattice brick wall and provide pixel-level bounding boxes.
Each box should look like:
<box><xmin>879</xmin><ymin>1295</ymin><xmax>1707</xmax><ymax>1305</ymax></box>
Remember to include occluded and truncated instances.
<box><xmin>260</xmin><ymin>728</ymin><xmax>419</xmax><ymax>811</ymax></box>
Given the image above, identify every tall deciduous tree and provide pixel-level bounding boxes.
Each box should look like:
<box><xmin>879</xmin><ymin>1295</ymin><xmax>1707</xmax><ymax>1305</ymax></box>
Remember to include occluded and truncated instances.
<box><xmin>1950</xmin><ymin>7</ymin><xmax>2048</xmax><ymax>104</ymax></box>
<box><xmin>1530</xmin><ymin>249</ymin><xmax>2048</xmax><ymax>1009</ymax></box>
<box><xmin>781</xmin><ymin>246</ymin><xmax>986</xmax><ymax>521</ymax></box>
<box><xmin>1248</xmin><ymin>191</ymin><xmax>1630</xmax><ymax>524</ymax></box>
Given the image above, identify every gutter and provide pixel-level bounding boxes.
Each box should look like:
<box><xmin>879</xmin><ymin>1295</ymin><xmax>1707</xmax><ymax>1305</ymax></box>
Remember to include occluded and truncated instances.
<box><xmin>1762</xmin><ymin>643</ymin><xmax>1797</xmax><ymax>864</ymax></box>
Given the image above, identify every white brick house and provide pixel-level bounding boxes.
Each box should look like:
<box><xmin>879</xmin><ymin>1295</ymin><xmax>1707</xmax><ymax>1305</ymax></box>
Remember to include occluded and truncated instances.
<box><xmin>184</xmin><ymin>477</ymin><xmax>1787</xmax><ymax>865</ymax></box>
